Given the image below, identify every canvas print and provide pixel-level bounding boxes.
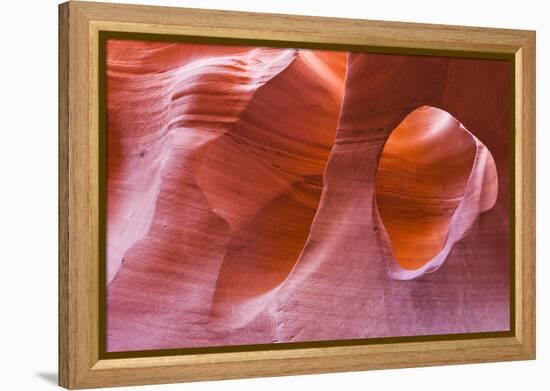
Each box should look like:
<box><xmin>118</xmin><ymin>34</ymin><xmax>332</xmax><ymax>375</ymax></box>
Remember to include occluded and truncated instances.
<box><xmin>105</xmin><ymin>38</ymin><xmax>511</xmax><ymax>353</ymax></box>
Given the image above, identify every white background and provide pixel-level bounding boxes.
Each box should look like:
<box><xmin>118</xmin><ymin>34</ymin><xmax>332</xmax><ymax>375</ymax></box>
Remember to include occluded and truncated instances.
<box><xmin>0</xmin><ymin>0</ymin><xmax>547</xmax><ymax>389</ymax></box>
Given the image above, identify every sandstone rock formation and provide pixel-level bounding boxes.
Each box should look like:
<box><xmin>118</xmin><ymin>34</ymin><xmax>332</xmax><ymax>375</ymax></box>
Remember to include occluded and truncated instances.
<box><xmin>376</xmin><ymin>106</ymin><xmax>498</xmax><ymax>278</ymax></box>
<box><xmin>106</xmin><ymin>41</ymin><xmax>511</xmax><ymax>352</ymax></box>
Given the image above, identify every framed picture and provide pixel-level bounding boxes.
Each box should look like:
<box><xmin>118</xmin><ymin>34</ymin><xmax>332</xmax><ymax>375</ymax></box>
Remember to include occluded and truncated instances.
<box><xmin>58</xmin><ymin>1</ymin><xmax>536</xmax><ymax>389</ymax></box>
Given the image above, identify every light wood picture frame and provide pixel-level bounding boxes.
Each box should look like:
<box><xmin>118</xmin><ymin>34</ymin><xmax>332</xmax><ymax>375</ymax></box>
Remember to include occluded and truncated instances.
<box><xmin>59</xmin><ymin>1</ymin><xmax>536</xmax><ymax>389</ymax></box>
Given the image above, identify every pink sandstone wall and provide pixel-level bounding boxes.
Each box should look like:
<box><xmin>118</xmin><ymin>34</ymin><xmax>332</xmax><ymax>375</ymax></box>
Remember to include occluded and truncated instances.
<box><xmin>106</xmin><ymin>40</ymin><xmax>510</xmax><ymax>352</ymax></box>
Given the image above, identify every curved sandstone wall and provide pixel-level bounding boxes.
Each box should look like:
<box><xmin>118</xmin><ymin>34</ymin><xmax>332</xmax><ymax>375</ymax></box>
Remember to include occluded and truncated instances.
<box><xmin>106</xmin><ymin>41</ymin><xmax>510</xmax><ymax>351</ymax></box>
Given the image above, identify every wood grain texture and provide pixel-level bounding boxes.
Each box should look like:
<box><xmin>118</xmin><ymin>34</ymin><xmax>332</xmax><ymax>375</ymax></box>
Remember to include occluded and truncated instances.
<box><xmin>58</xmin><ymin>1</ymin><xmax>536</xmax><ymax>389</ymax></box>
<box><xmin>58</xmin><ymin>3</ymin><xmax>70</xmax><ymax>387</ymax></box>
<box><xmin>517</xmin><ymin>34</ymin><xmax>536</xmax><ymax>355</ymax></box>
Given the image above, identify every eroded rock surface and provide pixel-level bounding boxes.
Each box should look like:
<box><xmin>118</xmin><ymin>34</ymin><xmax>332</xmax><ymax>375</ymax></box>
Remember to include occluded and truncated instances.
<box><xmin>106</xmin><ymin>42</ymin><xmax>510</xmax><ymax>351</ymax></box>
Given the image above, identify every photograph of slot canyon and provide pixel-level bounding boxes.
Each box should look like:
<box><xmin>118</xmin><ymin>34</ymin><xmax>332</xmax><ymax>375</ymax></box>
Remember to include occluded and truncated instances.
<box><xmin>105</xmin><ymin>38</ymin><xmax>512</xmax><ymax>353</ymax></box>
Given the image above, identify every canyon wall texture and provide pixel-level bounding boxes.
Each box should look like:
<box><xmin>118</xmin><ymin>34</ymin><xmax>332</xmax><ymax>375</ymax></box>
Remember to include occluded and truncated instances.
<box><xmin>106</xmin><ymin>40</ymin><xmax>511</xmax><ymax>352</ymax></box>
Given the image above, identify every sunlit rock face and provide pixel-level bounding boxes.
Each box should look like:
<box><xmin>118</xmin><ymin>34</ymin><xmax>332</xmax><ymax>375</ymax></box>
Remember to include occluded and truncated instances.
<box><xmin>106</xmin><ymin>41</ymin><xmax>511</xmax><ymax>352</ymax></box>
<box><xmin>376</xmin><ymin>106</ymin><xmax>498</xmax><ymax>276</ymax></box>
